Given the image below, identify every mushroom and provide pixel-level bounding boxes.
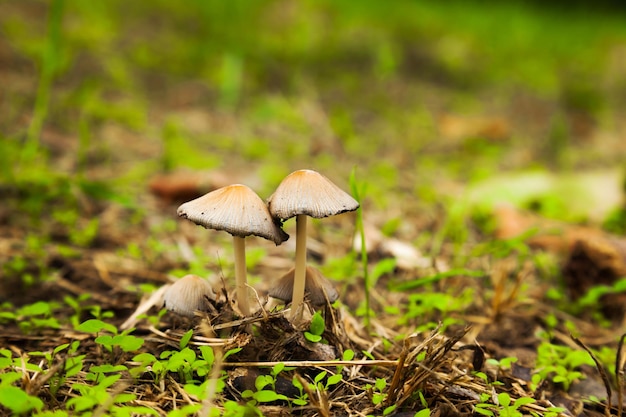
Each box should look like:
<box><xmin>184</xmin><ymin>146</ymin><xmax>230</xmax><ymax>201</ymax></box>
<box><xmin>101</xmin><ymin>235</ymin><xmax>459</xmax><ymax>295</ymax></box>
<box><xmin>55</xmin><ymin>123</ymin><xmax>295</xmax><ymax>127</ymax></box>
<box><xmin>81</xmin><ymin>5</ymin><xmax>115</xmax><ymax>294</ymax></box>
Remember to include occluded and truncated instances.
<box><xmin>177</xmin><ymin>184</ymin><xmax>289</xmax><ymax>316</ymax></box>
<box><xmin>268</xmin><ymin>265</ymin><xmax>339</xmax><ymax>308</ymax></box>
<box><xmin>163</xmin><ymin>274</ymin><xmax>215</xmax><ymax>317</ymax></box>
<box><xmin>267</xmin><ymin>169</ymin><xmax>359</xmax><ymax>320</ymax></box>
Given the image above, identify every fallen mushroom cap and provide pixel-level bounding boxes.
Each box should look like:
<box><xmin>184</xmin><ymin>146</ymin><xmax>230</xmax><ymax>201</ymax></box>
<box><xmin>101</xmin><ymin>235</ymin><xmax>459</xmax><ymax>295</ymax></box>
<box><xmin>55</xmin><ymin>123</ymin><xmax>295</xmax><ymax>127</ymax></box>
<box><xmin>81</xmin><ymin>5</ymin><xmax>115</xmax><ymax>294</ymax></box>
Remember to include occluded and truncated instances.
<box><xmin>163</xmin><ymin>274</ymin><xmax>216</xmax><ymax>317</ymax></box>
<box><xmin>267</xmin><ymin>170</ymin><xmax>359</xmax><ymax>220</ymax></box>
<box><xmin>177</xmin><ymin>184</ymin><xmax>289</xmax><ymax>245</ymax></box>
<box><xmin>268</xmin><ymin>266</ymin><xmax>339</xmax><ymax>306</ymax></box>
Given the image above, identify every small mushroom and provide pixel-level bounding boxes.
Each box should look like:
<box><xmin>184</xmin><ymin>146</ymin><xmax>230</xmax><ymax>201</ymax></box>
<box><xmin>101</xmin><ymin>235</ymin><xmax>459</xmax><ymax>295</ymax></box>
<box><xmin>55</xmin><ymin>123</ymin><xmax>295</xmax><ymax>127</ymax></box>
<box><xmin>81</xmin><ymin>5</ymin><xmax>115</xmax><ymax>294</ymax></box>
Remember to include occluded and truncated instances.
<box><xmin>267</xmin><ymin>169</ymin><xmax>358</xmax><ymax>320</ymax></box>
<box><xmin>268</xmin><ymin>265</ymin><xmax>339</xmax><ymax>307</ymax></box>
<box><xmin>163</xmin><ymin>274</ymin><xmax>215</xmax><ymax>317</ymax></box>
<box><xmin>178</xmin><ymin>184</ymin><xmax>289</xmax><ymax>316</ymax></box>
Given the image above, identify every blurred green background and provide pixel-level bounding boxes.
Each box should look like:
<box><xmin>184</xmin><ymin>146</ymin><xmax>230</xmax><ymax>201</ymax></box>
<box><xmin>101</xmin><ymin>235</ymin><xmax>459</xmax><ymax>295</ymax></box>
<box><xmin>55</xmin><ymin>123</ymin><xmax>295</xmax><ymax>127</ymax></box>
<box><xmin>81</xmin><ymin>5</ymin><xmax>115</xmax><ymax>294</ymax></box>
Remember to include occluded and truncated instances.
<box><xmin>2</xmin><ymin>0</ymin><xmax>626</xmax><ymax>218</ymax></box>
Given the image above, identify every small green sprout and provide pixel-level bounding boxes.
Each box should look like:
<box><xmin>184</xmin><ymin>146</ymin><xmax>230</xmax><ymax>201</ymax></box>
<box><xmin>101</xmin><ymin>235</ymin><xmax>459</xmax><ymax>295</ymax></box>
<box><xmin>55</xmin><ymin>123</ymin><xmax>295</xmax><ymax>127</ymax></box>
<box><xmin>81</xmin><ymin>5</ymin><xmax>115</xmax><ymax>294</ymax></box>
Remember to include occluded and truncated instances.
<box><xmin>304</xmin><ymin>311</ymin><xmax>325</xmax><ymax>343</ymax></box>
<box><xmin>161</xmin><ymin>347</ymin><xmax>197</xmax><ymax>383</ymax></box>
<box><xmin>366</xmin><ymin>378</ymin><xmax>388</xmax><ymax>405</ymax></box>
<box><xmin>532</xmin><ymin>342</ymin><xmax>595</xmax><ymax>391</ymax></box>
<box><xmin>474</xmin><ymin>392</ymin><xmax>536</xmax><ymax>417</ymax></box>
<box><xmin>29</xmin><ymin>341</ymin><xmax>84</xmax><ymax>395</ymax></box>
<box><xmin>76</xmin><ymin>318</ymin><xmax>144</xmax><ymax>362</ymax></box>
<box><xmin>0</xmin><ymin>384</ymin><xmax>44</xmax><ymax>415</ymax></box>
<box><xmin>0</xmin><ymin>300</ymin><xmax>63</xmax><ymax>333</ymax></box>
<box><xmin>289</xmin><ymin>376</ymin><xmax>308</xmax><ymax>407</ymax></box>
<box><xmin>241</xmin><ymin>372</ymin><xmax>289</xmax><ymax>405</ymax></box>
<box><xmin>179</xmin><ymin>329</ymin><xmax>194</xmax><ymax>349</ymax></box>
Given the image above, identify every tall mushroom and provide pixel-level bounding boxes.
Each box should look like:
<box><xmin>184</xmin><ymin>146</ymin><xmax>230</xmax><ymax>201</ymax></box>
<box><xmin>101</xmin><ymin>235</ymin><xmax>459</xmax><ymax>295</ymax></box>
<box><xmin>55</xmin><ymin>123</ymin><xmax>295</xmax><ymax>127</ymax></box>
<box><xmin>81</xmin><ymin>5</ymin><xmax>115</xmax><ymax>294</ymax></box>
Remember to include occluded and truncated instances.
<box><xmin>267</xmin><ymin>169</ymin><xmax>359</xmax><ymax>320</ymax></box>
<box><xmin>178</xmin><ymin>184</ymin><xmax>288</xmax><ymax>316</ymax></box>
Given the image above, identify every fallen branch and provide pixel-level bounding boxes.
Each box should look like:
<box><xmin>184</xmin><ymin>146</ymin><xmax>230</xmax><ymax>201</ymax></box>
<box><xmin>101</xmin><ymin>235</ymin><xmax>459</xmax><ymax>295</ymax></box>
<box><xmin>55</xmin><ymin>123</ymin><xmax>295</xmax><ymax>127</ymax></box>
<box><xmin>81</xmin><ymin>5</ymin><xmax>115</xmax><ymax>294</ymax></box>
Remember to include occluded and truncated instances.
<box><xmin>222</xmin><ymin>359</ymin><xmax>400</xmax><ymax>368</ymax></box>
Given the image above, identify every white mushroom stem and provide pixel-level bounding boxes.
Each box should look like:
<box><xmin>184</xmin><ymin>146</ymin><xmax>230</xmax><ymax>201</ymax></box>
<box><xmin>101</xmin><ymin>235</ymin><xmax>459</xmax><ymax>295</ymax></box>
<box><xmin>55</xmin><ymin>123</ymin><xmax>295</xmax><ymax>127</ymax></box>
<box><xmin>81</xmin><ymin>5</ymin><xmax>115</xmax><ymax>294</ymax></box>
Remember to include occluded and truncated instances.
<box><xmin>233</xmin><ymin>236</ymin><xmax>250</xmax><ymax>316</ymax></box>
<box><xmin>290</xmin><ymin>214</ymin><xmax>307</xmax><ymax>320</ymax></box>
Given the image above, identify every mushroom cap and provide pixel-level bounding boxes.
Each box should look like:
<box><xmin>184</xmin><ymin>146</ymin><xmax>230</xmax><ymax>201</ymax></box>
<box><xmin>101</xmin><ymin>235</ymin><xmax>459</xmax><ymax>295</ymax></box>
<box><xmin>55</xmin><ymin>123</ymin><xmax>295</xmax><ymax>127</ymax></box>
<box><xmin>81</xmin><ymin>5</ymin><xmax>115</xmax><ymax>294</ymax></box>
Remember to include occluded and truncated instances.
<box><xmin>267</xmin><ymin>170</ymin><xmax>359</xmax><ymax>220</ymax></box>
<box><xmin>268</xmin><ymin>266</ymin><xmax>339</xmax><ymax>306</ymax></box>
<box><xmin>163</xmin><ymin>274</ymin><xmax>215</xmax><ymax>317</ymax></box>
<box><xmin>177</xmin><ymin>184</ymin><xmax>289</xmax><ymax>245</ymax></box>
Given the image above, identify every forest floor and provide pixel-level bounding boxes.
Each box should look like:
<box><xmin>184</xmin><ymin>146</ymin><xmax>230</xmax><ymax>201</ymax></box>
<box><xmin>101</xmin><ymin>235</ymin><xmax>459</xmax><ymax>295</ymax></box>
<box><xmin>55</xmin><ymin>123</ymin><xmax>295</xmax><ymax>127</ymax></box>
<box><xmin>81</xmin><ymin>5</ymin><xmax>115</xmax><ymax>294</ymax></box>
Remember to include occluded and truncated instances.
<box><xmin>2</xmin><ymin>1</ymin><xmax>626</xmax><ymax>416</ymax></box>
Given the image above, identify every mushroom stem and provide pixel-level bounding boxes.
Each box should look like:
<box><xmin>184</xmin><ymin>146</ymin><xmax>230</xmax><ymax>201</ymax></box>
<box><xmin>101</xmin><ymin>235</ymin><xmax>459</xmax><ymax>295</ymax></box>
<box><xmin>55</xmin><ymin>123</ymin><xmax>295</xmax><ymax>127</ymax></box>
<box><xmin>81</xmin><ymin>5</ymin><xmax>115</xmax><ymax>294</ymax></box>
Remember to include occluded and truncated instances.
<box><xmin>233</xmin><ymin>236</ymin><xmax>250</xmax><ymax>316</ymax></box>
<box><xmin>290</xmin><ymin>214</ymin><xmax>307</xmax><ymax>320</ymax></box>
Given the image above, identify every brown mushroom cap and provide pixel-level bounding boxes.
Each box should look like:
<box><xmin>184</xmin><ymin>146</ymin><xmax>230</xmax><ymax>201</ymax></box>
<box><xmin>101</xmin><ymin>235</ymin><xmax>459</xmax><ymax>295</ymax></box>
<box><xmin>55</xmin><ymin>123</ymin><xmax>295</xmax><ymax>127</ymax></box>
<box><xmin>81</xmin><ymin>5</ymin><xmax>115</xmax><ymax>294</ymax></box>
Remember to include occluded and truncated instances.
<box><xmin>163</xmin><ymin>274</ymin><xmax>215</xmax><ymax>317</ymax></box>
<box><xmin>267</xmin><ymin>170</ymin><xmax>359</xmax><ymax>220</ymax></box>
<box><xmin>268</xmin><ymin>266</ymin><xmax>339</xmax><ymax>306</ymax></box>
<box><xmin>177</xmin><ymin>184</ymin><xmax>289</xmax><ymax>245</ymax></box>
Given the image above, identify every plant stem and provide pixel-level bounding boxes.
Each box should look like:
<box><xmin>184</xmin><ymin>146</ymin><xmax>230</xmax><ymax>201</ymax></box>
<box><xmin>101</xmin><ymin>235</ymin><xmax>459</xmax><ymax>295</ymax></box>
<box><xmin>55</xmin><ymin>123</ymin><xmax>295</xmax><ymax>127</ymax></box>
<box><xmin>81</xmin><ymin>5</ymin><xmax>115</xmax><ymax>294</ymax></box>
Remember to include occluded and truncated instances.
<box><xmin>290</xmin><ymin>214</ymin><xmax>307</xmax><ymax>321</ymax></box>
<box><xmin>233</xmin><ymin>236</ymin><xmax>250</xmax><ymax>316</ymax></box>
<box><xmin>350</xmin><ymin>167</ymin><xmax>369</xmax><ymax>329</ymax></box>
<box><xmin>22</xmin><ymin>0</ymin><xmax>65</xmax><ymax>166</ymax></box>
<box><xmin>355</xmin><ymin>205</ymin><xmax>369</xmax><ymax>329</ymax></box>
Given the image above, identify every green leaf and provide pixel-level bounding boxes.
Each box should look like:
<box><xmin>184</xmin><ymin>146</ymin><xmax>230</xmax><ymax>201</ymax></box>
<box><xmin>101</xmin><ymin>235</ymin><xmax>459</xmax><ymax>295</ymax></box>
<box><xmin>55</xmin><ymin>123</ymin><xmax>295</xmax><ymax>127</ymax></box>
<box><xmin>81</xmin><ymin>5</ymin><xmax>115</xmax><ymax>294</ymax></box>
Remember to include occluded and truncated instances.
<box><xmin>133</xmin><ymin>352</ymin><xmax>157</xmax><ymax>364</ymax></box>
<box><xmin>98</xmin><ymin>373</ymin><xmax>122</xmax><ymax>389</ymax></box>
<box><xmin>90</xmin><ymin>364</ymin><xmax>128</xmax><ymax>374</ymax></box>
<box><xmin>95</xmin><ymin>335</ymin><xmax>114</xmax><ymax>349</ymax></box>
<box><xmin>272</xmin><ymin>362</ymin><xmax>284</xmax><ymax>376</ymax></box>
<box><xmin>314</xmin><ymin>371</ymin><xmax>327</xmax><ymax>384</ymax></box>
<box><xmin>0</xmin><ymin>312</ymin><xmax>17</xmax><ymax>320</ymax></box>
<box><xmin>371</xmin><ymin>259</ymin><xmax>397</xmax><ymax>284</ymax></box>
<box><xmin>152</xmin><ymin>361</ymin><xmax>164</xmax><ymax>374</ymax></box>
<box><xmin>414</xmin><ymin>409</ymin><xmax>430</xmax><ymax>417</ymax></box>
<box><xmin>474</xmin><ymin>407</ymin><xmax>495</xmax><ymax>417</ymax></box>
<box><xmin>254</xmin><ymin>390</ymin><xmax>287</xmax><ymax>403</ymax></box>
<box><xmin>113</xmin><ymin>334</ymin><xmax>144</xmax><ymax>352</ymax></box>
<box><xmin>166</xmin><ymin>348</ymin><xmax>196</xmax><ymax>372</ymax></box>
<box><xmin>326</xmin><ymin>373</ymin><xmax>342</xmax><ymax>387</ymax></box>
<box><xmin>362</xmin><ymin>350</ymin><xmax>375</xmax><ymax>360</ymax></box>
<box><xmin>199</xmin><ymin>346</ymin><xmax>214</xmax><ymax>365</ymax></box>
<box><xmin>255</xmin><ymin>375</ymin><xmax>273</xmax><ymax>391</ymax></box>
<box><xmin>76</xmin><ymin>319</ymin><xmax>117</xmax><ymax>334</ymax></box>
<box><xmin>0</xmin><ymin>386</ymin><xmax>44</xmax><ymax>413</ymax></box>
<box><xmin>304</xmin><ymin>332</ymin><xmax>322</xmax><ymax>343</ymax></box>
<box><xmin>113</xmin><ymin>392</ymin><xmax>136</xmax><ymax>403</ymax></box>
<box><xmin>53</xmin><ymin>343</ymin><xmax>70</xmax><ymax>355</ymax></box>
<box><xmin>184</xmin><ymin>381</ymin><xmax>208</xmax><ymax>399</ymax></box>
<box><xmin>342</xmin><ymin>349</ymin><xmax>355</xmax><ymax>361</ymax></box>
<box><xmin>192</xmin><ymin>360</ymin><xmax>210</xmax><ymax>377</ymax></box>
<box><xmin>383</xmin><ymin>404</ymin><xmax>397</xmax><ymax>416</ymax></box>
<box><xmin>180</xmin><ymin>329</ymin><xmax>193</xmax><ymax>349</ymax></box>
<box><xmin>65</xmin><ymin>356</ymin><xmax>85</xmax><ymax>377</ymax></box>
<box><xmin>375</xmin><ymin>378</ymin><xmax>386</xmax><ymax>391</ymax></box>
<box><xmin>309</xmin><ymin>312</ymin><xmax>325</xmax><ymax>336</ymax></box>
<box><xmin>292</xmin><ymin>376</ymin><xmax>303</xmax><ymax>390</ymax></box>
<box><xmin>497</xmin><ymin>392</ymin><xmax>511</xmax><ymax>407</ymax></box>
<box><xmin>17</xmin><ymin>301</ymin><xmax>53</xmax><ymax>317</ymax></box>
<box><xmin>0</xmin><ymin>357</ymin><xmax>11</xmax><ymax>369</ymax></box>
<box><xmin>1</xmin><ymin>372</ymin><xmax>22</xmax><ymax>385</ymax></box>
<box><xmin>513</xmin><ymin>397</ymin><xmax>536</xmax><ymax>408</ymax></box>
<box><xmin>223</xmin><ymin>347</ymin><xmax>242</xmax><ymax>360</ymax></box>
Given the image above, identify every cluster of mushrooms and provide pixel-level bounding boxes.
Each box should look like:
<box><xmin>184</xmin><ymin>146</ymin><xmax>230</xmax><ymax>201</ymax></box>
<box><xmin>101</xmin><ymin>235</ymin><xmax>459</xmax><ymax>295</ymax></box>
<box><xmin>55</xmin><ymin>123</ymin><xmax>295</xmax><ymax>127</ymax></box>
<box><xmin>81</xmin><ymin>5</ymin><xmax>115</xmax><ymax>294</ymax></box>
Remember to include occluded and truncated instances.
<box><xmin>163</xmin><ymin>169</ymin><xmax>360</xmax><ymax>324</ymax></box>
